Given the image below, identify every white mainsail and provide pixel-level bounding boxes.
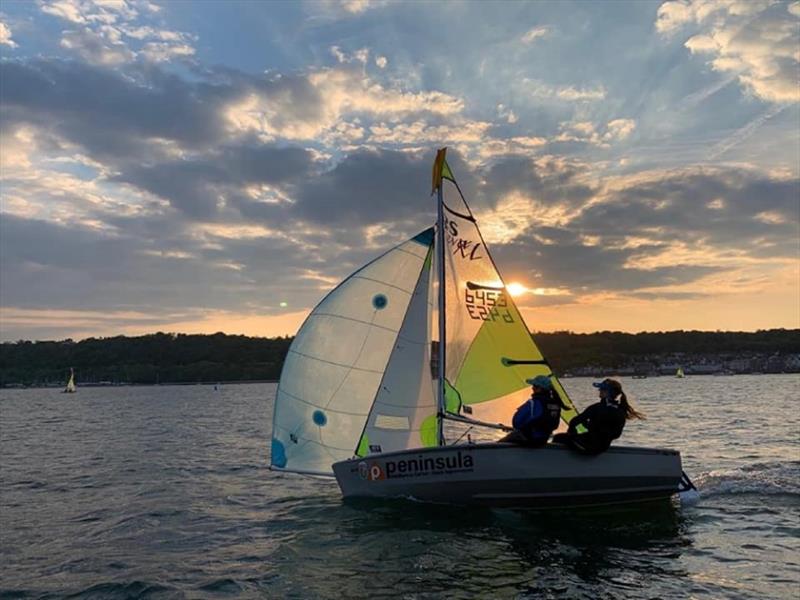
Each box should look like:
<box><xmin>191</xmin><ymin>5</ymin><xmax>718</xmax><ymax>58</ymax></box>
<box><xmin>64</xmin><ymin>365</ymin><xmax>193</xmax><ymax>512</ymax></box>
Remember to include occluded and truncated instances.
<box><xmin>64</xmin><ymin>368</ymin><xmax>76</xmax><ymax>393</ymax></box>
<box><xmin>271</xmin><ymin>229</ymin><xmax>435</xmax><ymax>475</ymax></box>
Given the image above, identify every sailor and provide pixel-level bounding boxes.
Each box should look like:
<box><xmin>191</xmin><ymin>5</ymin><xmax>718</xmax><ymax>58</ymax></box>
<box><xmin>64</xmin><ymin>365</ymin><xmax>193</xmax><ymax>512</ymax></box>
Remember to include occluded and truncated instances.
<box><xmin>499</xmin><ymin>374</ymin><xmax>566</xmax><ymax>447</ymax></box>
<box><xmin>553</xmin><ymin>378</ymin><xmax>645</xmax><ymax>454</ymax></box>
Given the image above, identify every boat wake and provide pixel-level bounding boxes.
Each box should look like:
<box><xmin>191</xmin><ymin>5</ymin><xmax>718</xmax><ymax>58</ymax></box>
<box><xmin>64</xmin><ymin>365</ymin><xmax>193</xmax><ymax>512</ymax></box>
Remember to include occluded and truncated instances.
<box><xmin>693</xmin><ymin>460</ymin><xmax>799</xmax><ymax>498</ymax></box>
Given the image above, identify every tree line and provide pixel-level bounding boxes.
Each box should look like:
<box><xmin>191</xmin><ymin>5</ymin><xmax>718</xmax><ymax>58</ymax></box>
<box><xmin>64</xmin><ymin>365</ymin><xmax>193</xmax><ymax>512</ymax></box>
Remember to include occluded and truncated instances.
<box><xmin>1</xmin><ymin>329</ymin><xmax>798</xmax><ymax>387</ymax></box>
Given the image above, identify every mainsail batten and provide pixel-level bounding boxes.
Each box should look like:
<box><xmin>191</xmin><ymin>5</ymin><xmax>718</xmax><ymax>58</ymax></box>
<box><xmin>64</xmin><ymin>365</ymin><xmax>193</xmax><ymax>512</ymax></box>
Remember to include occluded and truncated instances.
<box><xmin>270</xmin><ymin>229</ymin><xmax>435</xmax><ymax>475</ymax></box>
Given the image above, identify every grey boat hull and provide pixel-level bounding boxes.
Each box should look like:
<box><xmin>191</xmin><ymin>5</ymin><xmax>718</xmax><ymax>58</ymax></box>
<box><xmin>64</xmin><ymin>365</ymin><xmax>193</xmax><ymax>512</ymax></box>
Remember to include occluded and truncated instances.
<box><xmin>332</xmin><ymin>443</ymin><xmax>682</xmax><ymax>508</ymax></box>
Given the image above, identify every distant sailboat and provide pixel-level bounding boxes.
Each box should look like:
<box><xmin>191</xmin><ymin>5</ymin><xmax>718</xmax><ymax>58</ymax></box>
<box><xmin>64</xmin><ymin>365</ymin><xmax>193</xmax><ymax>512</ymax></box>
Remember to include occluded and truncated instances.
<box><xmin>676</xmin><ymin>367</ymin><xmax>685</xmax><ymax>378</ymax></box>
<box><xmin>63</xmin><ymin>368</ymin><xmax>76</xmax><ymax>393</ymax></box>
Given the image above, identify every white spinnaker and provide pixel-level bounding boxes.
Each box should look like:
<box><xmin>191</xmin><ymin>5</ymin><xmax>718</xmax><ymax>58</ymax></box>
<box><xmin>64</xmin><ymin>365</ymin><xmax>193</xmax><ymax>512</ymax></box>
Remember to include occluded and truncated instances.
<box><xmin>271</xmin><ymin>229</ymin><xmax>434</xmax><ymax>475</ymax></box>
<box><xmin>358</xmin><ymin>247</ymin><xmax>437</xmax><ymax>456</ymax></box>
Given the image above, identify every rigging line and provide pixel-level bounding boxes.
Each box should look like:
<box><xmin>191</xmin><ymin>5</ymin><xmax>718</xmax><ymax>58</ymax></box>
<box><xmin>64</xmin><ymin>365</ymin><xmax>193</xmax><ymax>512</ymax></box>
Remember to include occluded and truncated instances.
<box><xmin>443</xmin><ymin>413</ymin><xmax>513</xmax><ymax>432</ymax></box>
<box><xmin>450</xmin><ymin>426</ymin><xmax>475</xmax><ymax>445</ymax></box>
<box><xmin>442</xmin><ymin>202</ymin><xmax>475</xmax><ymax>222</ymax></box>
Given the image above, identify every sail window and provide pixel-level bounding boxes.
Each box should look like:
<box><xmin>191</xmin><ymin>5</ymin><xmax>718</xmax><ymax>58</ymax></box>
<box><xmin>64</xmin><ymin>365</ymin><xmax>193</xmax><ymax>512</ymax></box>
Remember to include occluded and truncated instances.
<box><xmin>374</xmin><ymin>415</ymin><xmax>411</xmax><ymax>430</ymax></box>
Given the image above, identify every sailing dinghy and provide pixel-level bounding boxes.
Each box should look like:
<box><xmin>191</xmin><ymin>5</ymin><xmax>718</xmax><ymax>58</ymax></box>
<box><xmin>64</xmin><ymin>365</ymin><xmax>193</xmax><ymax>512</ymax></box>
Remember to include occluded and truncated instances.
<box><xmin>270</xmin><ymin>148</ymin><xmax>686</xmax><ymax>507</ymax></box>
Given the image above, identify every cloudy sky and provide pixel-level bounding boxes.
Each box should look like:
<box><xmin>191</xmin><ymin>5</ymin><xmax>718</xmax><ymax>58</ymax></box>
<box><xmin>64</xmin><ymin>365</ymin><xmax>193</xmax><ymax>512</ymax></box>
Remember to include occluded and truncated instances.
<box><xmin>0</xmin><ymin>0</ymin><xmax>798</xmax><ymax>341</ymax></box>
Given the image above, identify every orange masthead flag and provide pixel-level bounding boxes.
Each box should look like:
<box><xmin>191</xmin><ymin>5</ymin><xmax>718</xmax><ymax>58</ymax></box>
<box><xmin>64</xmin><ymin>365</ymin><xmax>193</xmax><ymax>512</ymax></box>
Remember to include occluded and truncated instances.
<box><xmin>431</xmin><ymin>147</ymin><xmax>454</xmax><ymax>193</ymax></box>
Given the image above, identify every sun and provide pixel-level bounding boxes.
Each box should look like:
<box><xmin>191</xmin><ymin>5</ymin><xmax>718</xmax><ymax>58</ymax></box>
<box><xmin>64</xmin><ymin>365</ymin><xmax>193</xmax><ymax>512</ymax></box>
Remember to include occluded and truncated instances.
<box><xmin>505</xmin><ymin>282</ymin><xmax>527</xmax><ymax>297</ymax></box>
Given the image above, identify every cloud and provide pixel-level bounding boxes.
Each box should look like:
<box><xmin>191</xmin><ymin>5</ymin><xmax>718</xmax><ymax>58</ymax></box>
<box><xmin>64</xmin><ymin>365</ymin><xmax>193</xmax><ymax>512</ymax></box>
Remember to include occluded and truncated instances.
<box><xmin>60</xmin><ymin>27</ymin><xmax>135</xmax><ymax>64</ymax></box>
<box><xmin>342</xmin><ymin>0</ymin><xmax>382</xmax><ymax>14</ymax></box>
<box><xmin>225</xmin><ymin>66</ymin><xmax>464</xmax><ymax>141</ymax></box>
<box><xmin>0</xmin><ymin>59</ymin><xmax>234</xmax><ymax>162</ymax></box>
<box><xmin>524</xmin><ymin>78</ymin><xmax>607</xmax><ymax>102</ymax></box>
<box><xmin>0</xmin><ymin>19</ymin><xmax>17</xmax><ymax>47</ymax></box>
<box><xmin>39</xmin><ymin>0</ymin><xmax>197</xmax><ymax>65</ymax></box>
<box><xmin>330</xmin><ymin>45</ymin><xmax>369</xmax><ymax>64</ymax></box>
<box><xmin>521</xmin><ymin>26</ymin><xmax>550</xmax><ymax>44</ymax></box>
<box><xmin>657</xmin><ymin>0</ymin><xmax>800</xmax><ymax>103</ymax></box>
<box><xmin>555</xmin><ymin>118</ymin><xmax>636</xmax><ymax>147</ymax></box>
<box><xmin>496</xmin><ymin>103</ymin><xmax>518</xmax><ymax>124</ymax></box>
<box><xmin>114</xmin><ymin>143</ymin><xmax>317</xmax><ymax>218</ymax></box>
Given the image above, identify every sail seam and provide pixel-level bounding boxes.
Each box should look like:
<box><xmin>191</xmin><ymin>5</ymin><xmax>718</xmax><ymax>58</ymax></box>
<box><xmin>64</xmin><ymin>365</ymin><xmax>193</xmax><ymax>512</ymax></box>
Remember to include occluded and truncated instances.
<box><xmin>372</xmin><ymin>399</ymin><xmax>437</xmax><ymax>409</ymax></box>
<box><xmin>277</xmin><ymin>388</ymin><xmax>370</xmax><ymax>417</ymax></box>
<box><xmin>272</xmin><ymin>425</ymin><xmax>358</xmax><ymax>452</ymax></box>
<box><xmin>287</xmin><ymin>348</ymin><xmax>386</xmax><ymax>374</ymax></box>
<box><xmin>310</xmin><ymin>312</ymin><xmax>400</xmax><ymax>334</ymax></box>
<box><xmin>352</xmin><ymin>275</ymin><xmax>415</xmax><ymax>295</ymax></box>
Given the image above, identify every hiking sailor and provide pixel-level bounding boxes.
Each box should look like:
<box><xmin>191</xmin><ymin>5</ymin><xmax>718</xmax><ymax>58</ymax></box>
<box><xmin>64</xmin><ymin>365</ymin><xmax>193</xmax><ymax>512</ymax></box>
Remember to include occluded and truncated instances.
<box><xmin>499</xmin><ymin>375</ymin><xmax>566</xmax><ymax>447</ymax></box>
<box><xmin>553</xmin><ymin>378</ymin><xmax>645</xmax><ymax>454</ymax></box>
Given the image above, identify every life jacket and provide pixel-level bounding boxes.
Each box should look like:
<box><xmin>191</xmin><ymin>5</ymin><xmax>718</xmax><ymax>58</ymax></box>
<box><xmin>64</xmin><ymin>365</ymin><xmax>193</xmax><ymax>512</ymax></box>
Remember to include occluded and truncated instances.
<box><xmin>527</xmin><ymin>390</ymin><xmax>562</xmax><ymax>437</ymax></box>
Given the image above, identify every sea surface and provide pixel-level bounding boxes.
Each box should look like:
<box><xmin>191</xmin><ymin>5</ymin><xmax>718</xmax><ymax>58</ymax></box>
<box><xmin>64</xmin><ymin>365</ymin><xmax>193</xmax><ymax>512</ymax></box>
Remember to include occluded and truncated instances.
<box><xmin>1</xmin><ymin>375</ymin><xmax>798</xmax><ymax>599</ymax></box>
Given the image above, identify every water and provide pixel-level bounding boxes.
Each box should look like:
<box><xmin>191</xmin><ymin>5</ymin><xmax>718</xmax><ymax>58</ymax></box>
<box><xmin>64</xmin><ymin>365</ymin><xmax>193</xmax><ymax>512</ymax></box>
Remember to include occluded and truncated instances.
<box><xmin>1</xmin><ymin>375</ymin><xmax>798</xmax><ymax>599</ymax></box>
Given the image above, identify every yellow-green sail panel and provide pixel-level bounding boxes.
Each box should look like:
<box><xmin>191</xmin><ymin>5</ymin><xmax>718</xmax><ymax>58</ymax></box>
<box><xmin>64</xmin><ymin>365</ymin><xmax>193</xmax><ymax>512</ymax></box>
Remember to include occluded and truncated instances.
<box><xmin>437</xmin><ymin>163</ymin><xmax>577</xmax><ymax>429</ymax></box>
<box><xmin>451</xmin><ymin>292</ymin><xmax>577</xmax><ymax>426</ymax></box>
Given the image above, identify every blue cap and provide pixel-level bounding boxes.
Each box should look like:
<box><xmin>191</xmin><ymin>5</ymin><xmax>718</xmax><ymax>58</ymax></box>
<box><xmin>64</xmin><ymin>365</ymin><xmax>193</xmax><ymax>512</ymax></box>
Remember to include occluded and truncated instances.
<box><xmin>526</xmin><ymin>375</ymin><xmax>553</xmax><ymax>390</ymax></box>
<box><xmin>593</xmin><ymin>379</ymin><xmax>622</xmax><ymax>394</ymax></box>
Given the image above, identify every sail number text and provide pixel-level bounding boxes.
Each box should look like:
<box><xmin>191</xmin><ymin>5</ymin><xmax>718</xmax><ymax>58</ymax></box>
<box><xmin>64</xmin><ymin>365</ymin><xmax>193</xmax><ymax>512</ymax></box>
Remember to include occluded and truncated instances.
<box><xmin>465</xmin><ymin>289</ymin><xmax>514</xmax><ymax>323</ymax></box>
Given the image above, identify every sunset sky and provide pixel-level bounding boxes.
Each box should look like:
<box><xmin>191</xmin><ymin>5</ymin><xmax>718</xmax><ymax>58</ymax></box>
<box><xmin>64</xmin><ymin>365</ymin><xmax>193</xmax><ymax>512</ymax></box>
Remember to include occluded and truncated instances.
<box><xmin>1</xmin><ymin>0</ymin><xmax>798</xmax><ymax>341</ymax></box>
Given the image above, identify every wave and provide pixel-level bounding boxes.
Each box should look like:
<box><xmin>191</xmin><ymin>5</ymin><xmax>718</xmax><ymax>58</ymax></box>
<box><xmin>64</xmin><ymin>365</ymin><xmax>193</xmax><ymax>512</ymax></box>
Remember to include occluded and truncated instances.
<box><xmin>694</xmin><ymin>460</ymin><xmax>800</xmax><ymax>498</ymax></box>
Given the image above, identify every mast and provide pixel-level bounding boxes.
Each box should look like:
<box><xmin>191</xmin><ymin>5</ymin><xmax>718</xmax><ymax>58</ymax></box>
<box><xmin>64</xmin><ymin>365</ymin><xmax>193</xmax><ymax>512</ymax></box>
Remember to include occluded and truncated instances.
<box><xmin>434</xmin><ymin>149</ymin><xmax>447</xmax><ymax>446</ymax></box>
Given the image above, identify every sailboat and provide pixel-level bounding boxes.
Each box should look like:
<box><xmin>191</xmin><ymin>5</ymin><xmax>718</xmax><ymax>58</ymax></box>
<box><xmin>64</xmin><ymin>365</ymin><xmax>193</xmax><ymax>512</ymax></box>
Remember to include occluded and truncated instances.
<box><xmin>676</xmin><ymin>367</ymin><xmax>685</xmax><ymax>378</ymax></box>
<box><xmin>270</xmin><ymin>148</ymin><xmax>686</xmax><ymax>507</ymax></box>
<box><xmin>63</xmin><ymin>368</ymin><xmax>76</xmax><ymax>393</ymax></box>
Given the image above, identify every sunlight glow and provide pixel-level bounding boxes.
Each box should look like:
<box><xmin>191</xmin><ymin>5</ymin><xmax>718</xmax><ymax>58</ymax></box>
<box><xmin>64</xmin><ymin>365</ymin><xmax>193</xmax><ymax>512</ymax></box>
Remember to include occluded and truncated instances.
<box><xmin>506</xmin><ymin>282</ymin><xmax>528</xmax><ymax>297</ymax></box>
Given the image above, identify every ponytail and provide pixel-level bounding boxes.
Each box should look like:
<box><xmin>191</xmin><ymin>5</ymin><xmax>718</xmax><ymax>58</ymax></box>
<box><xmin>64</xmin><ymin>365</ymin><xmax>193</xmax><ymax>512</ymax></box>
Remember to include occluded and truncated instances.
<box><xmin>618</xmin><ymin>392</ymin><xmax>645</xmax><ymax>420</ymax></box>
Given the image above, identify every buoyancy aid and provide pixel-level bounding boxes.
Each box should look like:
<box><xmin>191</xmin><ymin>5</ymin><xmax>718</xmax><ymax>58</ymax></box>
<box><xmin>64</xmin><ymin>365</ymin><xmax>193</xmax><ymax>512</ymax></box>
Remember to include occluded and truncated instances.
<box><xmin>513</xmin><ymin>389</ymin><xmax>562</xmax><ymax>441</ymax></box>
<box><xmin>528</xmin><ymin>390</ymin><xmax>562</xmax><ymax>436</ymax></box>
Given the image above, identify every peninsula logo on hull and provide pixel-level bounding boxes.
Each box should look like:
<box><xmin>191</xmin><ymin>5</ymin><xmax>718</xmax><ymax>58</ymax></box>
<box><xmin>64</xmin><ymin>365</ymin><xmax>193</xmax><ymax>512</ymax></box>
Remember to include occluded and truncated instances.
<box><xmin>358</xmin><ymin>461</ymin><xmax>385</xmax><ymax>481</ymax></box>
<box><xmin>359</xmin><ymin>451</ymin><xmax>475</xmax><ymax>481</ymax></box>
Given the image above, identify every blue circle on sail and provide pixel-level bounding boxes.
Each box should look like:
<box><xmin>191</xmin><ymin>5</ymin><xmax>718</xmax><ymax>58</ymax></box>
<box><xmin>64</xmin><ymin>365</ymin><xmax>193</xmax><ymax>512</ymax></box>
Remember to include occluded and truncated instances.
<box><xmin>271</xmin><ymin>439</ymin><xmax>287</xmax><ymax>468</ymax></box>
<box><xmin>312</xmin><ymin>410</ymin><xmax>327</xmax><ymax>426</ymax></box>
<box><xmin>372</xmin><ymin>294</ymin><xmax>388</xmax><ymax>310</ymax></box>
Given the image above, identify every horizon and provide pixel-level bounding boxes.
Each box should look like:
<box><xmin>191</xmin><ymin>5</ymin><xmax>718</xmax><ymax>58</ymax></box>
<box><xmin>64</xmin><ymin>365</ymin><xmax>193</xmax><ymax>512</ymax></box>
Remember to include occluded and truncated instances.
<box><xmin>1</xmin><ymin>1</ymin><xmax>799</xmax><ymax>341</ymax></box>
<box><xmin>4</xmin><ymin>326</ymin><xmax>798</xmax><ymax>346</ymax></box>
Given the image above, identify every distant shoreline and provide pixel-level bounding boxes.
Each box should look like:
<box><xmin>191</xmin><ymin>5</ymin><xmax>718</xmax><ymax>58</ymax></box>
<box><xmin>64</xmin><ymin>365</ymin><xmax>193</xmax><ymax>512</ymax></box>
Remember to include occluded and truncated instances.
<box><xmin>3</xmin><ymin>330</ymin><xmax>798</xmax><ymax>388</ymax></box>
<box><xmin>1</xmin><ymin>379</ymin><xmax>279</xmax><ymax>390</ymax></box>
<box><xmin>4</xmin><ymin>373</ymin><xmax>799</xmax><ymax>391</ymax></box>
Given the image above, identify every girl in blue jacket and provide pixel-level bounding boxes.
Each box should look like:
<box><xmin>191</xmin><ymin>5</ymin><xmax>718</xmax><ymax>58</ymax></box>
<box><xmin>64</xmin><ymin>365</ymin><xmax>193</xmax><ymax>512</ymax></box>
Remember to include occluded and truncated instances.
<box><xmin>499</xmin><ymin>375</ymin><xmax>566</xmax><ymax>447</ymax></box>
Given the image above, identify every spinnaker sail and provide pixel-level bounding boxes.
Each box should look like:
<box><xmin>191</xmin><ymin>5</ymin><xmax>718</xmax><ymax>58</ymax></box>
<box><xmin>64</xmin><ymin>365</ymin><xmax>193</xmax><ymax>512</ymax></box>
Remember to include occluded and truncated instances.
<box><xmin>271</xmin><ymin>229</ymin><xmax>435</xmax><ymax>475</ymax></box>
